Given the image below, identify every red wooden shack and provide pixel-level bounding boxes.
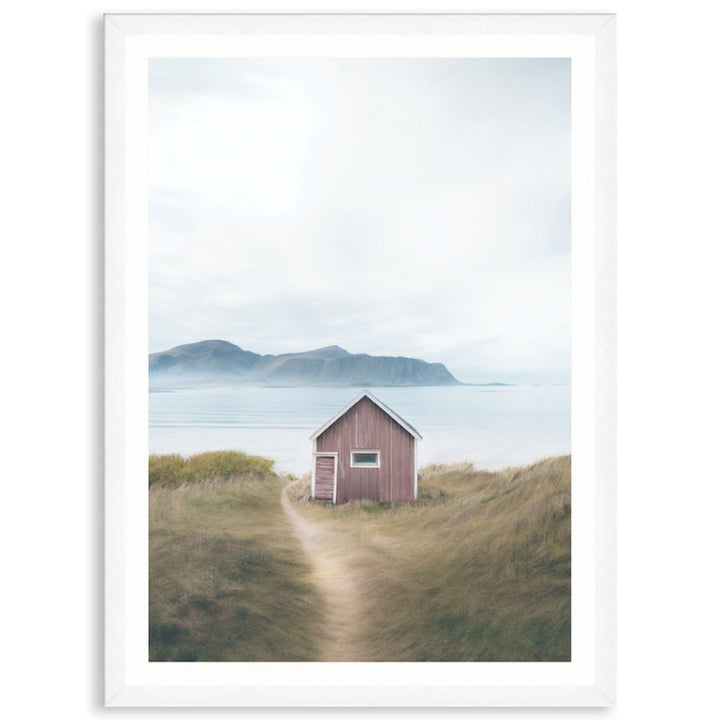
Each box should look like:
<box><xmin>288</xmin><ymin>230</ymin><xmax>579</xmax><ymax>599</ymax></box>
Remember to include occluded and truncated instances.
<box><xmin>309</xmin><ymin>391</ymin><xmax>422</xmax><ymax>504</ymax></box>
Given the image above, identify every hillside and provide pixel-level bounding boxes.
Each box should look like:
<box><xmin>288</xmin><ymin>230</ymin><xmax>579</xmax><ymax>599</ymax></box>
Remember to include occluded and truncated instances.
<box><xmin>149</xmin><ymin>452</ymin><xmax>325</xmax><ymax>661</ymax></box>
<box><xmin>149</xmin><ymin>339</ymin><xmax>460</xmax><ymax>387</ymax></box>
<box><xmin>149</xmin><ymin>452</ymin><xmax>570</xmax><ymax>662</ymax></box>
<box><xmin>288</xmin><ymin>455</ymin><xmax>571</xmax><ymax>661</ymax></box>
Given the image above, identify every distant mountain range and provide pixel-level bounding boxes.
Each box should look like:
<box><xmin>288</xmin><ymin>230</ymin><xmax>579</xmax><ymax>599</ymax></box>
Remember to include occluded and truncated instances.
<box><xmin>149</xmin><ymin>340</ymin><xmax>461</xmax><ymax>387</ymax></box>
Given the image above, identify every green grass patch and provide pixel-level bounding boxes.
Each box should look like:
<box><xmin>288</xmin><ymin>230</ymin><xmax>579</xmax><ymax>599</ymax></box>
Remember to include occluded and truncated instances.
<box><xmin>149</xmin><ymin>450</ymin><xmax>275</xmax><ymax>487</ymax></box>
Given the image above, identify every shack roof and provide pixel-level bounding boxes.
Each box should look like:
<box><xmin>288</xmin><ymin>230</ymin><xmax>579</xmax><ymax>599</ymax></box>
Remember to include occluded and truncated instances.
<box><xmin>309</xmin><ymin>390</ymin><xmax>423</xmax><ymax>441</ymax></box>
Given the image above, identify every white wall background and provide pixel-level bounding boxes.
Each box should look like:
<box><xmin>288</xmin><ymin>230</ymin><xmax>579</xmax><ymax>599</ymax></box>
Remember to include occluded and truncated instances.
<box><xmin>1</xmin><ymin>1</ymin><xmax>718</xmax><ymax>718</ymax></box>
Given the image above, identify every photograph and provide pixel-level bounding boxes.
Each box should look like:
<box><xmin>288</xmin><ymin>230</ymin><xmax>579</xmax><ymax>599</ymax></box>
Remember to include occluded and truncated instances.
<box><xmin>8</xmin><ymin>1</ymin><xmax>720</xmax><ymax>717</ymax></box>
<box><xmin>147</xmin><ymin>56</ymin><xmax>572</xmax><ymax>663</ymax></box>
<box><xmin>11</xmin><ymin>0</ymin><xmax>720</xmax><ymax>716</ymax></box>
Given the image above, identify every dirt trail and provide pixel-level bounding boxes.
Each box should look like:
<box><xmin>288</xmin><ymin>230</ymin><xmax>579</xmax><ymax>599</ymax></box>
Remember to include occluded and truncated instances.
<box><xmin>280</xmin><ymin>481</ymin><xmax>366</xmax><ymax>661</ymax></box>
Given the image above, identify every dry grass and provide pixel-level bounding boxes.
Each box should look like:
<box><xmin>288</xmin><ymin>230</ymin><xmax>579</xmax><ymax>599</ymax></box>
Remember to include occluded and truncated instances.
<box><xmin>149</xmin><ymin>457</ymin><xmax>325</xmax><ymax>661</ymax></box>
<box><xmin>287</xmin><ymin>455</ymin><xmax>571</xmax><ymax>661</ymax></box>
<box><xmin>150</xmin><ymin>452</ymin><xmax>571</xmax><ymax>662</ymax></box>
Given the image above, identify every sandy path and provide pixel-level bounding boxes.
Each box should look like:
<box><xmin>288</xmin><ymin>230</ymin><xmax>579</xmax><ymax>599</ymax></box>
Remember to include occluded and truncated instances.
<box><xmin>280</xmin><ymin>482</ymin><xmax>365</xmax><ymax>661</ymax></box>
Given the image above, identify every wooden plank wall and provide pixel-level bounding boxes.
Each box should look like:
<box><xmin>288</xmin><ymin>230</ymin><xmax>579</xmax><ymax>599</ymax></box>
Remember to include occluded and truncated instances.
<box><xmin>314</xmin><ymin>456</ymin><xmax>335</xmax><ymax>500</ymax></box>
<box><xmin>316</xmin><ymin>397</ymin><xmax>415</xmax><ymax>503</ymax></box>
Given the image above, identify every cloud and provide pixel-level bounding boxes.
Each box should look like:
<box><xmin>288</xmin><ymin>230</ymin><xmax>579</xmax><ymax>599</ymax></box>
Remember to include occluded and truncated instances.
<box><xmin>149</xmin><ymin>58</ymin><xmax>570</xmax><ymax>383</ymax></box>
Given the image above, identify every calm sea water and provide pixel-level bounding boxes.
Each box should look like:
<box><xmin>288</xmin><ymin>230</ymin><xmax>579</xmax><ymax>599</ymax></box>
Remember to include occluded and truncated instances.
<box><xmin>149</xmin><ymin>385</ymin><xmax>570</xmax><ymax>475</ymax></box>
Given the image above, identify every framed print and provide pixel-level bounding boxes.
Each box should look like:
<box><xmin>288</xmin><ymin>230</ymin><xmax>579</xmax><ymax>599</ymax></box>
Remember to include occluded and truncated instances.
<box><xmin>105</xmin><ymin>12</ymin><xmax>616</xmax><ymax>707</ymax></box>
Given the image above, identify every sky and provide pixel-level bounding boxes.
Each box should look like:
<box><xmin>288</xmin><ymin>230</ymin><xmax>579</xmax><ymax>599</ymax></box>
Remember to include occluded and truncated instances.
<box><xmin>149</xmin><ymin>58</ymin><xmax>570</xmax><ymax>384</ymax></box>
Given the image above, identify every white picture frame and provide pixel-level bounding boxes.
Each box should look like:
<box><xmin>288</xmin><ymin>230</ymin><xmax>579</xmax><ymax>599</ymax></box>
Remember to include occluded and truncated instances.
<box><xmin>105</xmin><ymin>11</ymin><xmax>616</xmax><ymax>707</ymax></box>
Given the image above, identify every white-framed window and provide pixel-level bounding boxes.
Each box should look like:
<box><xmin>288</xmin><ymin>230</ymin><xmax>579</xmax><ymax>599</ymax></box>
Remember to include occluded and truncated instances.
<box><xmin>350</xmin><ymin>450</ymin><xmax>380</xmax><ymax>468</ymax></box>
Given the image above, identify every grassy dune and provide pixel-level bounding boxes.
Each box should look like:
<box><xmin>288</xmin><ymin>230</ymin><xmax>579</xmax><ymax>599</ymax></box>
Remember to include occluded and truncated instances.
<box><xmin>150</xmin><ymin>451</ymin><xmax>570</xmax><ymax>662</ymax></box>
<box><xmin>288</xmin><ymin>455</ymin><xmax>571</xmax><ymax>661</ymax></box>
<box><xmin>149</xmin><ymin>452</ymin><xmax>325</xmax><ymax>661</ymax></box>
